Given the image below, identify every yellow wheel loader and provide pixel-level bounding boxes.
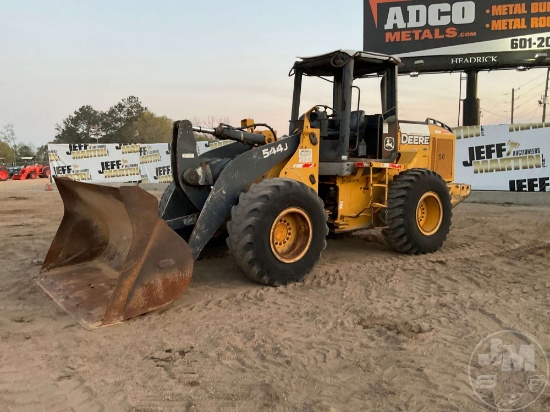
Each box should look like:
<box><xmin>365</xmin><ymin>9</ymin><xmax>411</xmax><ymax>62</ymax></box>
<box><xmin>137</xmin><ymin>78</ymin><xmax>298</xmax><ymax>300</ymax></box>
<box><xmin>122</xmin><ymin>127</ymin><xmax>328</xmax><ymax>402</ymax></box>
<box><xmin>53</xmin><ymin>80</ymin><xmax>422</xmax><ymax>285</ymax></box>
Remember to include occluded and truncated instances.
<box><xmin>38</xmin><ymin>50</ymin><xmax>471</xmax><ymax>329</ymax></box>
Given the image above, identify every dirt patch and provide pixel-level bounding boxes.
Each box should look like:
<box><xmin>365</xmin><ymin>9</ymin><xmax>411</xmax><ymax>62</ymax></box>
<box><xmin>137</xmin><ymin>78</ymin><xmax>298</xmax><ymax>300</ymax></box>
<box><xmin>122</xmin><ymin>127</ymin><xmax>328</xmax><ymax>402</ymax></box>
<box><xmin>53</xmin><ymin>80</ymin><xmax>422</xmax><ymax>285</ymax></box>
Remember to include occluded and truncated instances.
<box><xmin>0</xmin><ymin>179</ymin><xmax>549</xmax><ymax>411</ymax></box>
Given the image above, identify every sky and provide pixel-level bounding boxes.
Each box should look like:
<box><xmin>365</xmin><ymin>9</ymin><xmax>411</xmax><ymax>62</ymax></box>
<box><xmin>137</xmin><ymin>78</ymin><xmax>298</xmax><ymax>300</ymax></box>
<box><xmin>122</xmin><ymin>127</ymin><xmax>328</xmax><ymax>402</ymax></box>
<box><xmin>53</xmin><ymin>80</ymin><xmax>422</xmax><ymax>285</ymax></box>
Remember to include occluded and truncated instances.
<box><xmin>1</xmin><ymin>0</ymin><xmax>549</xmax><ymax>147</ymax></box>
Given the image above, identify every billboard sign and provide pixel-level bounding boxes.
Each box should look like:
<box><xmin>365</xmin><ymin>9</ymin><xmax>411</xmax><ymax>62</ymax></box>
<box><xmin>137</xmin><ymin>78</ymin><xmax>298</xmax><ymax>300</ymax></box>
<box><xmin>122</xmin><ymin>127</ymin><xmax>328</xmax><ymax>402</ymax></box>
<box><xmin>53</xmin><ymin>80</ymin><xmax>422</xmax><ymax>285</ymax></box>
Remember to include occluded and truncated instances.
<box><xmin>364</xmin><ymin>0</ymin><xmax>550</xmax><ymax>72</ymax></box>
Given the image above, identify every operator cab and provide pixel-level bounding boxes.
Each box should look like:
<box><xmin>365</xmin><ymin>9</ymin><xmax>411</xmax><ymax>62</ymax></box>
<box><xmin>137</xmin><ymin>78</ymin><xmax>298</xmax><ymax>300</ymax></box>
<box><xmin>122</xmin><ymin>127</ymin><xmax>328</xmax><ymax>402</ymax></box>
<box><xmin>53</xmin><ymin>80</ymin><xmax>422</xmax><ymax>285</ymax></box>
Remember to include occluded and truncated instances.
<box><xmin>289</xmin><ymin>50</ymin><xmax>400</xmax><ymax>163</ymax></box>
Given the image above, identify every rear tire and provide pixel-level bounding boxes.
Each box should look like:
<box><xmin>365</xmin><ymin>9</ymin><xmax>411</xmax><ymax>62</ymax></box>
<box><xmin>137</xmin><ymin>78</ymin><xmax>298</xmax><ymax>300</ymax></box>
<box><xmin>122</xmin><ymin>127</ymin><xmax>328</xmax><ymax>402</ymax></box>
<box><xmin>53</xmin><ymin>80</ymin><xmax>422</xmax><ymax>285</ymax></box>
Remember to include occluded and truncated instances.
<box><xmin>41</xmin><ymin>166</ymin><xmax>50</xmax><ymax>178</ymax></box>
<box><xmin>383</xmin><ymin>169</ymin><xmax>452</xmax><ymax>254</ymax></box>
<box><xmin>0</xmin><ymin>167</ymin><xmax>8</xmax><ymax>181</ymax></box>
<box><xmin>227</xmin><ymin>178</ymin><xmax>328</xmax><ymax>286</ymax></box>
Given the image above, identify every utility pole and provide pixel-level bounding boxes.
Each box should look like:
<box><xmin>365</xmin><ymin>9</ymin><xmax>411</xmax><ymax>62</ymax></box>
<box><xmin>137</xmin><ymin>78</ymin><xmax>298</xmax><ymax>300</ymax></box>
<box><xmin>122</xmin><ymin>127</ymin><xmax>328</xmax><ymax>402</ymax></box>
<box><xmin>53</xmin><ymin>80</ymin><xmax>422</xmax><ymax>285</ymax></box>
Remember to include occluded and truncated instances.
<box><xmin>511</xmin><ymin>88</ymin><xmax>515</xmax><ymax>124</ymax></box>
<box><xmin>543</xmin><ymin>68</ymin><xmax>550</xmax><ymax>123</ymax></box>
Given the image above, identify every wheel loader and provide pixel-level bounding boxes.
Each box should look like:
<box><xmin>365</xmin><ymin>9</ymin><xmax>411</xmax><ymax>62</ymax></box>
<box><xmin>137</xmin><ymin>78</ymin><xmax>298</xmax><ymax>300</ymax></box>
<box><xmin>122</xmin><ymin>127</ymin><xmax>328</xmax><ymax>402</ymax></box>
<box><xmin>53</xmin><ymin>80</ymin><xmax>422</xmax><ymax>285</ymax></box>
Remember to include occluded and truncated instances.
<box><xmin>38</xmin><ymin>50</ymin><xmax>471</xmax><ymax>329</ymax></box>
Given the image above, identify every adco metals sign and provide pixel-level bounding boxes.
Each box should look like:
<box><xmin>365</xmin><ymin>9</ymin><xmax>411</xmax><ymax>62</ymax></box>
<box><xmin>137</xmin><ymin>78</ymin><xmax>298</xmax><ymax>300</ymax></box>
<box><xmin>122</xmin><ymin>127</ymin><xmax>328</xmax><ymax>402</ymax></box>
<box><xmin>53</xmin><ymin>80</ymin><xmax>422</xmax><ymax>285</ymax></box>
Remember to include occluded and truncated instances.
<box><xmin>364</xmin><ymin>0</ymin><xmax>550</xmax><ymax>72</ymax></box>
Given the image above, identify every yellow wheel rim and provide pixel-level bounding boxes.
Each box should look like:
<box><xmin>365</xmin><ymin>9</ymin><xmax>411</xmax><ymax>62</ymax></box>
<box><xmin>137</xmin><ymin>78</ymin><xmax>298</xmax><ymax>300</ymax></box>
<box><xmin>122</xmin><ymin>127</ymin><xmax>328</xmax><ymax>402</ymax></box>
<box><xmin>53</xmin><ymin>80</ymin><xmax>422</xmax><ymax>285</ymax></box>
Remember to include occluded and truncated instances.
<box><xmin>416</xmin><ymin>192</ymin><xmax>443</xmax><ymax>236</ymax></box>
<box><xmin>270</xmin><ymin>207</ymin><xmax>313</xmax><ymax>263</ymax></box>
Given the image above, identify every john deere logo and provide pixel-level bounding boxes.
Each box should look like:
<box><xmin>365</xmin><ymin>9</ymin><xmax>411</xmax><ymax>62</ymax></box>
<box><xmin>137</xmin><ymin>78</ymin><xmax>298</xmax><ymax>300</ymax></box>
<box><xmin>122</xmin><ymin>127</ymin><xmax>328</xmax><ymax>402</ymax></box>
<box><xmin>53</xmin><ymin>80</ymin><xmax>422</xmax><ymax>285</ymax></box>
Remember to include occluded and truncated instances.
<box><xmin>384</xmin><ymin>137</ymin><xmax>395</xmax><ymax>150</ymax></box>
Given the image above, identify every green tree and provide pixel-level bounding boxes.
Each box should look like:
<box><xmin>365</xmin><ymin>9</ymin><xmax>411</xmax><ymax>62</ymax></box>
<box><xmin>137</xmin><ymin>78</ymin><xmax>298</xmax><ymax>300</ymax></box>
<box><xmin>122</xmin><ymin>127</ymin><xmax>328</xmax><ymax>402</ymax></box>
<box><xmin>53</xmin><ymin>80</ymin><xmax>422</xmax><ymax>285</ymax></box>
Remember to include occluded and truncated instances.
<box><xmin>102</xmin><ymin>96</ymin><xmax>146</xmax><ymax>143</ymax></box>
<box><xmin>54</xmin><ymin>96</ymin><xmax>168</xmax><ymax>145</ymax></box>
<box><xmin>134</xmin><ymin>111</ymin><xmax>173</xmax><ymax>143</ymax></box>
<box><xmin>54</xmin><ymin>105</ymin><xmax>103</xmax><ymax>143</ymax></box>
<box><xmin>0</xmin><ymin>124</ymin><xmax>18</xmax><ymax>164</ymax></box>
<box><xmin>18</xmin><ymin>144</ymin><xmax>36</xmax><ymax>160</ymax></box>
<box><xmin>36</xmin><ymin>145</ymin><xmax>49</xmax><ymax>164</ymax></box>
<box><xmin>0</xmin><ymin>141</ymin><xmax>14</xmax><ymax>164</ymax></box>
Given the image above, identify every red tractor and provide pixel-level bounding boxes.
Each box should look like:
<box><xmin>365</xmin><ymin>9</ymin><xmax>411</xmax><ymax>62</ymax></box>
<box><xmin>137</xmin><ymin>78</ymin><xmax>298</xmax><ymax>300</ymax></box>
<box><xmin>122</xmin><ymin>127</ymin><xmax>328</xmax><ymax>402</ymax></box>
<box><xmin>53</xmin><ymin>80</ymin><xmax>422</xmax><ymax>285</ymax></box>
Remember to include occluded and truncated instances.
<box><xmin>11</xmin><ymin>164</ymin><xmax>50</xmax><ymax>180</ymax></box>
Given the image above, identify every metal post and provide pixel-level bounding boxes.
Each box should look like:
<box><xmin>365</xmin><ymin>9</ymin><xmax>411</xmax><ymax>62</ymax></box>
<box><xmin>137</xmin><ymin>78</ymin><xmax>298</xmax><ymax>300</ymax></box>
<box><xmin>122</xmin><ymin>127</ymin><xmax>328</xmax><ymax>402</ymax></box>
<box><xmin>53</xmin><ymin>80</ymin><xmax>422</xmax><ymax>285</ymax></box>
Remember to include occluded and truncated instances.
<box><xmin>290</xmin><ymin>68</ymin><xmax>303</xmax><ymax>135</ymax></box>
<box><xmin>458</xmin><ymin>74</ymin><xmax>464</xmax><ymax>127</ymax></box>
<box><xmin>543</xmin><ymin>68</ymin><xmax>550</xmax><ymax>123</ymax></box>
<box><xmin>511</xmin><ymin>88</ymin><xmax>515</xmax><ymax>124</ymax></box>
<box><xmin>339</xmin><ymin>59</ymin><xmax>354</xmax><ymax>159</ymax></box>
<box><xmin>463</xmin><ymin>71</ymin><xmax>480</xmax><ymax>126</ymax></box>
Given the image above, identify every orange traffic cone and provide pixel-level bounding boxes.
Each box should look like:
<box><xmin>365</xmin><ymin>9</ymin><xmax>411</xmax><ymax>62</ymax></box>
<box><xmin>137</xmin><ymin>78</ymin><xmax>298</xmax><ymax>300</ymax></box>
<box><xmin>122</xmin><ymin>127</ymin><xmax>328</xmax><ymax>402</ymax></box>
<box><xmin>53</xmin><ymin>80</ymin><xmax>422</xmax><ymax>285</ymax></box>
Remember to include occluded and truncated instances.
<box><xmin>45</xmin><ymin>177</ymin><xmax>53</xmax><ymax>191</ymax></box>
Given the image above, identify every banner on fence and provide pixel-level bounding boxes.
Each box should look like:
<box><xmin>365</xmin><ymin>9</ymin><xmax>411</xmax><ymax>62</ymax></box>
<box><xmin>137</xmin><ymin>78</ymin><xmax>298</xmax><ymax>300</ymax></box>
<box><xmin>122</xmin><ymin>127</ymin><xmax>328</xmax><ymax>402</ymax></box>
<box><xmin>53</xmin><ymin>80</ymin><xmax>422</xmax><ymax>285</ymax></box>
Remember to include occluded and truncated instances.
<box><xmin>137</xmin><ymin>143</ymin><xmax>173</xmax><ymax>184</ymax></box>
<box><xmin>453</xmin><ymin>123</ymin><xmax>550</xmax><ymax>192</ymax></box>
<box><xmin>48</xmin><ymin>141</ymin><xmax>233</xmax><ymax>185</ymax></box>
<box><xmin>47</xmin><ymin>143</ymin><xmax>174</xmax><ymax>184</ymax></box>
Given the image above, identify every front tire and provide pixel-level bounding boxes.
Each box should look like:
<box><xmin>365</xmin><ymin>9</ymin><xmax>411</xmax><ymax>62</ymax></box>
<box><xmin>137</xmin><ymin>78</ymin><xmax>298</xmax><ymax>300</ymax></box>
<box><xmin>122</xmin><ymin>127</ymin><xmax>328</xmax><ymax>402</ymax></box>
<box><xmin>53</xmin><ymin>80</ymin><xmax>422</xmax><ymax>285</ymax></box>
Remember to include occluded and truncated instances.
<box><xmin>227</xmin><ymin>178</ymin><xmax>328</xmax><ymax>286</ymax></box>
<box><xmin>383</xmin><ymin>169</ymin><xmax>452</xmax><ymax>254</ymax></box>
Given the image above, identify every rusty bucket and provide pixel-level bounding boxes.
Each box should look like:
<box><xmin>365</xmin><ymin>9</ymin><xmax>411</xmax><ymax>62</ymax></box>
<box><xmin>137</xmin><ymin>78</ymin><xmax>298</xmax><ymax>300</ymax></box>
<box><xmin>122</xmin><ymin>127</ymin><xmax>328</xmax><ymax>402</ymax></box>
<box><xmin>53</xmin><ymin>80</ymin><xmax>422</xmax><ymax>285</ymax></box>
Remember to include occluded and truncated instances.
<box><xmin>37</xmin><ymin>178</ymin><xmax>194</xmax><ymax>329</ymax></box>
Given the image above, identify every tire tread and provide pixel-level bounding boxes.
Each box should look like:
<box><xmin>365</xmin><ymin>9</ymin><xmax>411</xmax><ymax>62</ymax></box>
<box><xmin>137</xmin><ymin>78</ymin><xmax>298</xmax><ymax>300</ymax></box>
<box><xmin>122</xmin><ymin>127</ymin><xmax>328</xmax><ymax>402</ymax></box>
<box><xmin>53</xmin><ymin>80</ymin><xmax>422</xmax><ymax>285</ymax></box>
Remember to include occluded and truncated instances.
<box><xmin>383</xmin><ymin>168</ymin><xmax>452</xmax><ymax>255</ymax></box>
<box><xmin>227</xmin><ymin>178</ymin><xmax>328</xmax><ymax>286</ymax></box>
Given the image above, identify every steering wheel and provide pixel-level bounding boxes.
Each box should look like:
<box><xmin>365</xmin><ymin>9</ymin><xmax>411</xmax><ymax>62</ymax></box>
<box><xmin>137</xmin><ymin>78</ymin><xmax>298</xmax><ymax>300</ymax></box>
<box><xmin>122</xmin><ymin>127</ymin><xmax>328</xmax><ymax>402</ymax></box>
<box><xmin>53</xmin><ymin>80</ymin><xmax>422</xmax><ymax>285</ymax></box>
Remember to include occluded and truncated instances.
<box><xmin>315</xmin><ymin>105</ymin><xmax>337</xmax><ymax>118</ymax></box>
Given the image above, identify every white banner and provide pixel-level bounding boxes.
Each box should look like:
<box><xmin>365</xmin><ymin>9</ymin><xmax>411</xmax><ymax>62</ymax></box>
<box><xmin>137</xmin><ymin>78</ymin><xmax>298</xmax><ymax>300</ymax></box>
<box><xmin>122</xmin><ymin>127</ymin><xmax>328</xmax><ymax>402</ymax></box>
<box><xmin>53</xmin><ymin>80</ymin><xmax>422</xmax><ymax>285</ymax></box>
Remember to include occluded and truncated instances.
<box><xmin>453</xmin><ymin>124</ymin><xmax>550</xmax><ymax>192</ymax></box>
<box><xmin>47</xmin><ymin>141</ymin><xmax>233</xmax><ymax>185</ymax></box>
<box><xmin>138</xmin><ymin>143</ymin><xmax>173</xmax><ymax>184</ymax></box>
<box><xmin>47</xmin><ymin>143</ymin><xmax>173</xmax><ymax>184</ymax></box>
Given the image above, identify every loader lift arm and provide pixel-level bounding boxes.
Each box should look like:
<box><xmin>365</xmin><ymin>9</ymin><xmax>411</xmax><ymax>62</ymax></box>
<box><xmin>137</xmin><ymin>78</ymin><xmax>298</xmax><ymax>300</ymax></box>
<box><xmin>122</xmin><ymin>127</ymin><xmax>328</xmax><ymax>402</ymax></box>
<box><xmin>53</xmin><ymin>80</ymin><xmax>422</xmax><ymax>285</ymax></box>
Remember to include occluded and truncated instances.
<box><xmin>39</xmin><ymin>119</ymin><xmax>299</xmax><ymax>329</ymax></box>
<box><xmin>165</xmin><ymin>120</ymin><xmax>300</xmax><ymax>260</ymax></box>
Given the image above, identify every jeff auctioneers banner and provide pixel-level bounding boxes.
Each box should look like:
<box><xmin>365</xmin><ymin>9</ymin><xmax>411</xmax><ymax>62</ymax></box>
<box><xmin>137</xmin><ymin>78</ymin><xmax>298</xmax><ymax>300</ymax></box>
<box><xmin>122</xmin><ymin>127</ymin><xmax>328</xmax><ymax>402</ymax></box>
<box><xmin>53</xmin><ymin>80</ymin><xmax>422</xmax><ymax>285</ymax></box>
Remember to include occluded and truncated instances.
<box><xmin>137</xmin><ymin>143</ymin><xmax>173</xmax><ymax>184</ymax></box>
<box><xmin>453</xmin><ymin>123</ymin><xmax>549</xmax><ymax>191</ymax></box>
<box><xmin>47</xmin><ymin>143</ymin><xmax>174</xmax><ymax>184</ymax></box>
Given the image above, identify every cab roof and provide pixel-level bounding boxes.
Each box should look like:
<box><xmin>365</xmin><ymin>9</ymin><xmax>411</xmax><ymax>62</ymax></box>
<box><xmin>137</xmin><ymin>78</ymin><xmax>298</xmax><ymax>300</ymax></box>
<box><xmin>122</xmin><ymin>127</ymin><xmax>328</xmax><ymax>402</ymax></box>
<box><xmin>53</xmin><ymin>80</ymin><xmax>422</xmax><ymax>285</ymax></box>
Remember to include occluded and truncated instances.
<box><xmin>292</xmin><ymin>50</ymin><xmax>401</xmax><ymax>78</ymax></box>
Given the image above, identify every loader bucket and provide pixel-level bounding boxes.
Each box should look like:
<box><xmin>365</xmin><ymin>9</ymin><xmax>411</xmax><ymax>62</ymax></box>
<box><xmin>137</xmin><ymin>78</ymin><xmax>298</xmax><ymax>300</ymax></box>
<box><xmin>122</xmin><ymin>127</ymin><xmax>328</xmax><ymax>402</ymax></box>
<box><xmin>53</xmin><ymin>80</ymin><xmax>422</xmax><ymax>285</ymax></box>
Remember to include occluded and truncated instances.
<box><xmin>37</xmin><ymin>178</ymin><xmax>194</xmax><ymax>330</ymax></box>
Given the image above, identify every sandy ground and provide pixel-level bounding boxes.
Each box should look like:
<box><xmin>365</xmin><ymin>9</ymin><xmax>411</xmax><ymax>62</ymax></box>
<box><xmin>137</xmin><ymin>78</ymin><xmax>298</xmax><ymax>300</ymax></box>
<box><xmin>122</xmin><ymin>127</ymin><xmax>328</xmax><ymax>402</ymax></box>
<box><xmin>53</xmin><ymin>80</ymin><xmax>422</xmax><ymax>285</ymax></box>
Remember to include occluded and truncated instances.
<box><xmin>0</xmin><ymin>178</ymin><xmax>549</xmax><ymax>412</ymax></box>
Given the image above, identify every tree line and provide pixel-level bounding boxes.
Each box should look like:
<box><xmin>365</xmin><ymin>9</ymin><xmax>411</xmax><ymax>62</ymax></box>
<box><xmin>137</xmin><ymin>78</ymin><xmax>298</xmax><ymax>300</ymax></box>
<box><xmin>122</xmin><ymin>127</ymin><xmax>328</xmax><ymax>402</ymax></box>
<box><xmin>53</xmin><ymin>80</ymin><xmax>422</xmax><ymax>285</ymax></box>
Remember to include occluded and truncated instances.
<box><xmin>1</xmin><ymin>96</ymin><xmax>228</xmax><ymax>166</ymax></box>
<box><xmin>53</xmin><ymin>96</ymin><xmax>172</xmax><ymax>144</ymax></box>
<box><xmin>0</xmin><ymin>124</ymin><xmax>43</xmax><ymax>165</ymax></box>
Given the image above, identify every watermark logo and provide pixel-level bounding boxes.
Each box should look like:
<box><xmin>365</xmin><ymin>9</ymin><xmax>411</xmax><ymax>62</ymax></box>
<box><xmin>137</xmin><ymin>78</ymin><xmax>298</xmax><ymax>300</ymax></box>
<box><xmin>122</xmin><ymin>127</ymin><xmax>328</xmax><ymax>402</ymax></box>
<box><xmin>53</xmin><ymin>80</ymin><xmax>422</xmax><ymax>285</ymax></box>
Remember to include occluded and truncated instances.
<box><xmin>468</xmin><ymin>330</ymin><xmax>548</xmax><ymax>411</ymax></box>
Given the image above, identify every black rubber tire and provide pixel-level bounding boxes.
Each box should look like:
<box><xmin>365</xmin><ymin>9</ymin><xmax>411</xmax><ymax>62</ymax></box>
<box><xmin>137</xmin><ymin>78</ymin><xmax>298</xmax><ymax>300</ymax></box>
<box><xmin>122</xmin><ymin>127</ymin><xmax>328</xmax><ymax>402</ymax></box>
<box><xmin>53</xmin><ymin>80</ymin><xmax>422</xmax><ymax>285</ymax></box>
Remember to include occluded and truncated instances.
<box><xmin>41</xmin><ymin>166</ymin><xmax>50</xmax><ymax>178</ymax></box>
<box><xmin>29</xmin><ymin>171</ymin><xmax>37</xmax><ymax>179</ymax></box>
<box><xmin>383</xmin><ymin>169</ymin><xmax>452</xmax><ymax>254</ymax></box>
<box><xmin>227</xmin><ymin>178</ymin><xmax>328</xmax><ymax>286</ymax></box>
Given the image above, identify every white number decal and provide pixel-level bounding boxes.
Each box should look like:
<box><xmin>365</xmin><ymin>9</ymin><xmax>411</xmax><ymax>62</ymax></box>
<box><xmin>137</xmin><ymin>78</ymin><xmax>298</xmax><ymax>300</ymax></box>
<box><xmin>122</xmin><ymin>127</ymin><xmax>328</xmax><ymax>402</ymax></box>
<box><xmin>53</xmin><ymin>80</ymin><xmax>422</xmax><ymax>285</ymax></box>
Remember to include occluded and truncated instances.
<box><xmin>262</xmin><ymin>143</ymin><xmax>288</xmax><ymax>158</ymax></box>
